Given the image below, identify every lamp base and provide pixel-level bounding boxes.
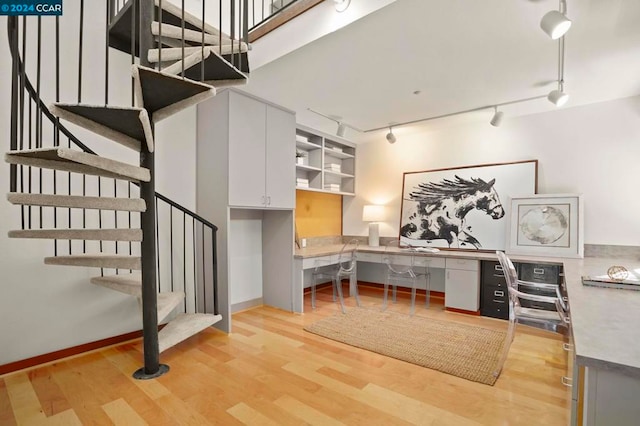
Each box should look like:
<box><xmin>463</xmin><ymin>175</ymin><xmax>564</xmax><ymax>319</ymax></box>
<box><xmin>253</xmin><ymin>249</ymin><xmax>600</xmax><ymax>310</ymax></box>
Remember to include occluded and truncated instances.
<box><xmin>368</xmin><ymin>222</ymin><xmax>380</xmax><ymax>247</ymax></box>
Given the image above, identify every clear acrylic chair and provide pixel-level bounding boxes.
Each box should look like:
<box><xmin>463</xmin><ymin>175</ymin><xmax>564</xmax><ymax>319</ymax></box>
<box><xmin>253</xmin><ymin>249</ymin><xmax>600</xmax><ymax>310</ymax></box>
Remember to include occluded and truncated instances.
<box><xmin>311</xmin><ymin>239</ymin><xmax>360</xmax><ymax>313</ymax></box>
<box><xmin>494</xmin><ymin>250</ymin><xmax>569</xmax><ymax>376</ymax></box>
<box><xmin>382</xmin><ymin>239</ymin><xmax>430</xmax><ymax>316</ymax></box>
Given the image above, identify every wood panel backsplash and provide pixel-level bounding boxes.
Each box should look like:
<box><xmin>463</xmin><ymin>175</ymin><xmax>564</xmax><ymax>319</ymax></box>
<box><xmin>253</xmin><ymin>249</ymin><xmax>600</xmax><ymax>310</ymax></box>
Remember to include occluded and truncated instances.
<box><xmin>295</xmin><ymin>190</ymin><xmax>342</xmax><ymax>237</ymax></box>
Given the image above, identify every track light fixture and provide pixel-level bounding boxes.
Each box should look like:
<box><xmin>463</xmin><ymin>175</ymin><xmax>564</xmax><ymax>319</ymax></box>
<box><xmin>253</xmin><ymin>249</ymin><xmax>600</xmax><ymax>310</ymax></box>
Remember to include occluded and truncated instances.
<box><xmin>548</xmin><ymin>83</ymin><xmax>569</xmax><ymax>107</ymax></box>
<box><xmin>386</xmin><ymin>127</ymin><xmax>397</xmax><ymax>144</ymax></box>
<box><xmin>490</xmin><ymin>107</ymin><xmax>504</xmax><ymax>127</ymax></box>
<box><xmin>336</xmin><ymin>122</ymin><xmax>346</xmax><ymax>137</ymax></box>
<box><xmin>334</xmin><ymin>0</ymin><xmax>351</xmax><ymax>13</ymax></box>
<box><xmin>540</xmin><ymin>1</ymin><xmax>571</xmax><ymax>40</ymax></box>
<box><xmin>547</xmin><ymin>7</ymin><xmax>569</xmax><ymax>107</ymax></box>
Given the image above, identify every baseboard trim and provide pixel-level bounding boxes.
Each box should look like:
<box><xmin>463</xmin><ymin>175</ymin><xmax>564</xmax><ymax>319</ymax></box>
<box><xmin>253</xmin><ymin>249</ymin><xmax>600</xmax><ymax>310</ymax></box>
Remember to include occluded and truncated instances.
<box><xmin>357</xmin><ymin>281</ymin><xmax>444</xmax><ymax>299</ymax></box>
<box><xmin>0</xmin><ymin>330</ymin><xmax>143</xmax><ymax>376</ymax></box>
<box><xmin>445</xmin><ymin>307</ymin><xmax>481</xmax><ymax>316</ymax></box>
<box><xmin>231</xmin><ymin>297</ymin><xmax>263</xmax><ymax>314</ymax></box>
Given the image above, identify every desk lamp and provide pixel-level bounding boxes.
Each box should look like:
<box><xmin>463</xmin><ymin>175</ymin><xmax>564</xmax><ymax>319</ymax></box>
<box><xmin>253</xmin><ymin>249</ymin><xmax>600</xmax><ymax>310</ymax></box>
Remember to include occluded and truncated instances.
<box><xmin>362</xmin><ymin>205</ymin><xmax>385</xmax><ymax>247</ymax></box>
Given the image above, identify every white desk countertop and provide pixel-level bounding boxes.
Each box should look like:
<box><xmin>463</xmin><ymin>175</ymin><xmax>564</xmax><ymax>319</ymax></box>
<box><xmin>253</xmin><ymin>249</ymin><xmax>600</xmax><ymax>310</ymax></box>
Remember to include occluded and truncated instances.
<box><xmin>294</xmin><ymin>245</ymin><xmax>640</xmax><ymax>377</ymax></box>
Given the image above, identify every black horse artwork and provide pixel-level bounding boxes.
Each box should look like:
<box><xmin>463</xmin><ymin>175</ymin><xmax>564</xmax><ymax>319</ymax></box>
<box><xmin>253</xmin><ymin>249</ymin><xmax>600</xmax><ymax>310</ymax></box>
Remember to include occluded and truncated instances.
<box><xmin>400</xmin><ymin>175</ymin><xmax>505</xmax><ymax>249</ymax></box>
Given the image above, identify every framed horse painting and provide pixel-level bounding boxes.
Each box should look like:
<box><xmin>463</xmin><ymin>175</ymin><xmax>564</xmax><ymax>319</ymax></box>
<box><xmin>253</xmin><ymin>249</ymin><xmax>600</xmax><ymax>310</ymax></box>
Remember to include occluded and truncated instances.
<box><xmin>399</xmin><ymin>160</ymin><xmax>538</xmax><ymax>251</ymax></box>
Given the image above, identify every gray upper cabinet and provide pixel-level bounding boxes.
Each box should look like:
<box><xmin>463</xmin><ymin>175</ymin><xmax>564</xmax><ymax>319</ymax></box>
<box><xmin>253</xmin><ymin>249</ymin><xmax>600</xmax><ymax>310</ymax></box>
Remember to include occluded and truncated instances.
<box><xmin>203</xmin><ymin>89</ymin><xmax>295</xmax><ymax>210</ymax></box>
<box><xmin>265</xmin><ymin>105</ymin><xmax>296</xmax><ymax>209</ymax></box>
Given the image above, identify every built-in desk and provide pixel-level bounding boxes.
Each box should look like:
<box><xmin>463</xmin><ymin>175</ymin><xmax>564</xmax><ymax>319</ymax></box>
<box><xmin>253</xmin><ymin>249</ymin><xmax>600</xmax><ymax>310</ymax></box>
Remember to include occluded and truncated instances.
<box><xmin>293</xmin><ymin>245</ymin><xmax>500</xmax><ymax>314</ymax></box>
<box><xmin>294</xmin><ymin>246</ymin><xmax>640</xmax><ymax>424</ymax></box>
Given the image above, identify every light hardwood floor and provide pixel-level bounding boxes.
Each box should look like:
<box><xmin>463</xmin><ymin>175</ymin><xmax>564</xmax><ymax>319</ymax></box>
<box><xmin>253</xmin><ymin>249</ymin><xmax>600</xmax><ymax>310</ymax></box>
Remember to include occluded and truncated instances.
<box><xmin>0</xmin><ymin>286</ymin><xmax>570</xmax><ymax>425</ymax></box>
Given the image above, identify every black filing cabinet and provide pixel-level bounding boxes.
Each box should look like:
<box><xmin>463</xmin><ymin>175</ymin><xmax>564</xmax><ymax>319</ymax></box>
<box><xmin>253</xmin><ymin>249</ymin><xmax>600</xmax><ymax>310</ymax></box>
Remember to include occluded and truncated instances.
<box><xmin>481</xmin><ymin>260</ymin><xmax>564</xmax><ymax>320</ymax></box>
<box><xmin>518</xmin><ymin>263</ymin><xmax>563</xmax><ymax>311</ymax></box>
<box><xmin>481</xmin><ymin>261</ymin><xmax>510</xmax><ymax>319</ymax></box>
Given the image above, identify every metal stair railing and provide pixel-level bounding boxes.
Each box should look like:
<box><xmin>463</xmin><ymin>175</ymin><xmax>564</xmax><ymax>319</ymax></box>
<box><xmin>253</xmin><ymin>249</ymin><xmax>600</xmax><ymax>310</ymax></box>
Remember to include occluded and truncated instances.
<box><xmin>5</xmin><ymin>0</ymin><xmax>243</xmax><ymax>377</ymax></box>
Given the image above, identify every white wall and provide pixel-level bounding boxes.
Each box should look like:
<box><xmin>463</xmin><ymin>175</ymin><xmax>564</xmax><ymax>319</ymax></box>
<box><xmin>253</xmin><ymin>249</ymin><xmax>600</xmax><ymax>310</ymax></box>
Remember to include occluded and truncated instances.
<box><xmin>0</xmin><ymin>2</ymin><xmax>197</xmax><ymax>365</ymax></box>
<box><xmin>229</xmin><ymin>209</ymin><xmax>263</xmax><ymax>305</ymax></box>
<box><xmin>344</xmin><ymin>95</ymin><xmax>640</xmax><ymax>247</ymax></box>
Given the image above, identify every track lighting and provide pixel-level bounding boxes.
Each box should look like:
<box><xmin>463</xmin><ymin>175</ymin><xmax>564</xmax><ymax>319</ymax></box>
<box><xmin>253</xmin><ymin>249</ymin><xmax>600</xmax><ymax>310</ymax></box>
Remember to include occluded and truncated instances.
<box><xmin>334</xmin><ymin>0</ymin><xmax>350</xmax><ymax>13</ymax></box>
<box><xmin>490</xmin><ymin>107</ymin><xmax>504</xmax><ymax>127</ymax></box>
<box><xmin>336</xmin><ymin>122</ymin><xmax>346</xmax><ymax>137</ymax></box>
<box><xmin>386</xmin><ymin>127</ymin><xmax>397</xmax><ymax>144</ymax></box>
<box><xmin>548</xmin><ymin>84</ymin><xmax>569</xmax><ymax>107</ymax></box>
<box><xmin>540</xmin><ymin>1</ymin><xmax>571</xmax><ymax>40</ymax></box>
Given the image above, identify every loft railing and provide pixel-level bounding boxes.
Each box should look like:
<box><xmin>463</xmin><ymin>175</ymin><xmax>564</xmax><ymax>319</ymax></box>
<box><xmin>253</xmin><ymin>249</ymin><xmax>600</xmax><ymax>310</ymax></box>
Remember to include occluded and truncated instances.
<box><xmin>247</xmin><ymin>0</ymin><xmax>322</xmax><ymax>42</ymax></box>
<box><xmin>6</xmin><ymin>0</ymin><xmax>234</xmax><ymax>373</ymax></box>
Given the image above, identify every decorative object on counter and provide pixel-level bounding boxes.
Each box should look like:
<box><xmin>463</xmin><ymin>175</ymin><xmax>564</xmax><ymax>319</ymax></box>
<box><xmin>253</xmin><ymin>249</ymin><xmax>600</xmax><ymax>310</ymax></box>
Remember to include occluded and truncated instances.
<box><xmin>505</xmin><ymin>193</ymin><xmax>583</xmax><ymax>258</ymax></box>
<box><xmin>362</xmin><ymin>204</ymin><xmax>386</xmax><ymax>247</ymax></box>
<box><xmin>582</xmin><ymin>268</ymin><xmax>640</xmax><ymax>290</ymax></box>
<box><xmin>304</xmin><ymin>307</ymin><xmax>507</xmax><ymax>385</ymax></box>
<box><xmin>608</xmin><ymin>265</ymin><xmax>629</xmax><ymax>281</ymax></box>
<box><xmin>399</xmin><ymin>160</ymin><xmax>537</xmax><ymax>251</ymax></box>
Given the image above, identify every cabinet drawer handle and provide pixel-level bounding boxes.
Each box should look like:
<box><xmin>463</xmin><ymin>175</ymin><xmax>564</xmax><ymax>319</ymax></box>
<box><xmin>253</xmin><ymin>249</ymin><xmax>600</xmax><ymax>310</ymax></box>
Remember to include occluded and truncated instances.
<box><xmin>492</xmin><ymin>299</ymin><xmax>505</xmax><ymax>304</ymax></box>
<box><xmin>534</xmin><ymin>268</ymin><xmax>545</xmax><ymax>275</ymax></box>
<box><xmin>563</xmin><ymin>342</ymin><xmax>573</xmax><ymax>351</ymax></box>
<box><xmin>494</xmin><ymin>265</ymin><xmax>503</xmax><ymax>271</ymax></box>
<box><xmin>561</xmin><ymin>376</ymin><xmax>573</xmax><ymax>387</ymax></box>
<box><xmin>493</xmin><ymin>273</ymin><xmax>505</xmax><ymax>278</ymax></box>
<box><xmin>494</xmin><ymin>290</ymin><xmax>504</xmax><ymax>297</ymax></box>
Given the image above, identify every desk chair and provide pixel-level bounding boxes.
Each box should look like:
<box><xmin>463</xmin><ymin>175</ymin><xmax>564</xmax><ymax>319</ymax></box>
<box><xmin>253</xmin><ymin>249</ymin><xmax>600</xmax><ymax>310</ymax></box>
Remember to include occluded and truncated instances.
<box><xmin>382</xmin><ymin>239</ymin><xmax>430</xmax><ymax>316</ymax></box>
<box><xmin>494</xmin><ymin>250</ymin><xmax>569</xmax><ymax>376</ymax></box>
<box><xmin>311</xmin><ymin>239</ymin><xmax>360</xmax><ymax>313</ymax></box>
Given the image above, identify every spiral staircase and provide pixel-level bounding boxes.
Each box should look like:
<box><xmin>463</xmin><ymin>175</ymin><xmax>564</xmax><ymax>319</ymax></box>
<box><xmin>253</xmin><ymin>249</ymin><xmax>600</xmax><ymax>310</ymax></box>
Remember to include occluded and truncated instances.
<box><xmin>6</xmin><ymin>0</ymin><xmax>249</xmax><ymax>377</ymax></box>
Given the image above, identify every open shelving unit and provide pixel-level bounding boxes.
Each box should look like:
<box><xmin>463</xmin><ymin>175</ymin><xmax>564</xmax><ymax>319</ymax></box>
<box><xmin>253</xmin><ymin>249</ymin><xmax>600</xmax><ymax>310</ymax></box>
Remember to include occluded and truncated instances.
<box><xmin>295</xmin><ymin>124</ymin><xmax>356</xmax><ymax>196</ymax></box>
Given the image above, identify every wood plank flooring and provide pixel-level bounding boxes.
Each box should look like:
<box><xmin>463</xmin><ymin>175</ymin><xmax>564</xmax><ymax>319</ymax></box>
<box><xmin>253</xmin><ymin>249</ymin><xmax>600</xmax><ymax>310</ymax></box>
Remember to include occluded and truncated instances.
<box><xmin>0</xmin><ymin>286</ymin><xmax>570</xmax><ymax>425</ymax></box>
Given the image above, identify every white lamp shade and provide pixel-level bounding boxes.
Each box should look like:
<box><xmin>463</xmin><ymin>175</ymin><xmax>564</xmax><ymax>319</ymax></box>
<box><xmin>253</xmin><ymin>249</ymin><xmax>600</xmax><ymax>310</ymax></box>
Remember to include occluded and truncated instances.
<box><xmin>362</xmin><ymin>205</ymin><xmax>385</xmax><ymax>222</ymax></box>
<box><xmin>490</xmin><ymin>110</ymin><xmax>504</xmax><ymax>127</ymax></box>
<box><xmin>548</xmin><ymin>89</ymin><xmax>569</xmax><ymax>107</ymax></box>
<box><xmin>540</xmin><ymin>10</ymin><xmax>572</xmax><ymax>40</ymax></box>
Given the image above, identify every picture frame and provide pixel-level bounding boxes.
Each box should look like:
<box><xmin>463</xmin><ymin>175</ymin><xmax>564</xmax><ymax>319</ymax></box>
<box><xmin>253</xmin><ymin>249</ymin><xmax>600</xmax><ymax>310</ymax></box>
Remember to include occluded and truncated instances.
<box><xmin>505</xmin><ymin>193</ymin><xmax>584</xmax><ymax>258</ymax></box>
<box><xmin>399</xmin><ymin>160</ymin><xmax>538</xmax><ymax>252</ymax></box>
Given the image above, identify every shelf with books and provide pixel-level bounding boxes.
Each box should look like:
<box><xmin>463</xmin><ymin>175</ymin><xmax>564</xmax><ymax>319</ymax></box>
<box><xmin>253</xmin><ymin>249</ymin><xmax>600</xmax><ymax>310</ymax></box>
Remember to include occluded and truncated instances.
<box><xmin>294</xmin><ymin>124</ymin><xmax>356</xmax><ymax>196</ymax></box>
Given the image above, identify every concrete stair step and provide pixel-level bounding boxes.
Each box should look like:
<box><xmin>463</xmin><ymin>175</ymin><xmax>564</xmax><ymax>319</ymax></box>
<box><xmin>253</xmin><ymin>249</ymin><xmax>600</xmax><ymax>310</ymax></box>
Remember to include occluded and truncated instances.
<box><xmin>159</xmin><ymin>313</ymin><xmax>221</xmax><ymax>352</ymax></box>
<box><xmin>45</xmin><ymin>254</ymin><xmax>141</xmax><ymax>269</ymax></box>
<box><xmin>7</xmin><ymin>193</ymin><xmax>146</xmax><ymax>212</ymax></box>
<box><xmin>9</xmin><ymin>228</ymin><xmax>142</xmax><ymax>241</ymax></box>
<box><xmin>5</xmin><ymin>147</ymin><xmax>150</xmax><ymax>182</ymax></box>
<box><xmin>50</xmin><ymin>103</ymin><xmax>154</xmax><ymax>153</ymax></box>
<box><xmin>132</xmin><ymin>65</ymin><xmax>214</xmax><ymax>122</ymax></box>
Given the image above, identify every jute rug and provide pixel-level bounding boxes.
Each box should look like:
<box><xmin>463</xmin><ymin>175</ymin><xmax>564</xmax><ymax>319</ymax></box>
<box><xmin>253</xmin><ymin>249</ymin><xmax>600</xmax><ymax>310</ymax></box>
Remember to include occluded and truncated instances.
<box><xmin>304</xmin><ymin>308</ymin><xmax>507</xmax><ymax>385</ymax></box>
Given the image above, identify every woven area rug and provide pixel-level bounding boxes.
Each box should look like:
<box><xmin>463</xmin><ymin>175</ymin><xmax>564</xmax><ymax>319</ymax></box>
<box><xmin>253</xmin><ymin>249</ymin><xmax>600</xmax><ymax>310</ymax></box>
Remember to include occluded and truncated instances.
<box><xmin>304</xmin><ymin>308</ymin><xmax>507</xmax><ymax>385</ymax></box>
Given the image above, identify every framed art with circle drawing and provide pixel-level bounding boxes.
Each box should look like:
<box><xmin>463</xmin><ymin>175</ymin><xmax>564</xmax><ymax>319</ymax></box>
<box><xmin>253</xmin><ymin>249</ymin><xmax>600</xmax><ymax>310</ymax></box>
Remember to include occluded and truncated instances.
<box><xmin>505</xmin><ymin>193</ymin><xmax>584</xmax><ymax>258</ymax></box>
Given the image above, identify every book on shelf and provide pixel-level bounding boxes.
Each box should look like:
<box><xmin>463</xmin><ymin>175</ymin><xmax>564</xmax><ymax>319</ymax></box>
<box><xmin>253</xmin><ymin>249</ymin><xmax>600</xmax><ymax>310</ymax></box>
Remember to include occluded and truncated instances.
<box><xmin>297</xmin><ymin>183</ymin><xmax>309</xmax><ymax>188</ymax></box>
<box><xmin>296</xmin><ymin>134</ymin><xmax>309</xmax><ymax>143</ymax></box>
<box><xmin>324</xmin><ymin>163</ymin><xmax>341</xmax><ymax>172</ymax></box>
<box><xmin>582</xmin><ymin>274</ymin><xmax>640</xmax><ymax>290</ymax></box>
<box><xmin>323</xmin><ymin>184</ymin><xmax>341</xmax><ymax>192</ymax></box>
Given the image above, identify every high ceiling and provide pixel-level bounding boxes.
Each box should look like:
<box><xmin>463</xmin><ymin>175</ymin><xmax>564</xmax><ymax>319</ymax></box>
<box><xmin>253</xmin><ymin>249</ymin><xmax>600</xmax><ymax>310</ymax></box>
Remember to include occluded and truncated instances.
<box><xmin>242</xmin><ymin>0</ymin><xmax>640</xmax><ymax>143</ymax></box>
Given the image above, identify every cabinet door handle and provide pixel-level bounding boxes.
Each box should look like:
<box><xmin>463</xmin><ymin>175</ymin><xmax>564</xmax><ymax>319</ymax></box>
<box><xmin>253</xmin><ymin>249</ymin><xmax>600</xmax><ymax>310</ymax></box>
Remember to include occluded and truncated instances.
<box><xmin>494</xmin><ymin>265</ymin><xmax>503</xmax><ymax>271</ymax></box>
<box><xmin>563</xmin><ymin>342</ymin><xmax>573</xmax><ymax>351</ymax></box>
<box><xmin>561</xmin><ymin>376</ymin><xmax>573</xmax><ymax>387</ymax></box>
<box><xmin>267</xmin><ymin>196</ymin><xmax>271</xmax><ymax>205</ymax></box>
<box><xmin>261</xmin><ymin>196</ymin><xmax>266</xmax><ymax>205</ymax></box>
<box><xmin>534</xmin><ymin>268</ymin><xmax>545</xmax><ymax>275</ymax></box>
<box><xmin>494</xmin><ymin>290</ymin><xmax>504</xmax><ymax>297</ymax></box>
